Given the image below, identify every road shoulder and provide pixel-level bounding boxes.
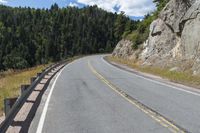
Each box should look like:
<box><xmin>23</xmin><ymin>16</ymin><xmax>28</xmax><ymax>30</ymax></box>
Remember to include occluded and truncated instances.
<box><xmin>103</xmin><ymin>56</ymin><xmax>200</xmax><ymax>96</ymax></box>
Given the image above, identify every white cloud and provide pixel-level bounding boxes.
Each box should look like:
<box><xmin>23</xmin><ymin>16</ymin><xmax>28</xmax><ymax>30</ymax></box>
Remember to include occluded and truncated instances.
<box><xmin>69</xmin><ymin>2</ymin><xmax>79</xmax><ymax>7</ymax></box>
<box><xmin>0</xmin><ymin>0</ymin><xmax>7</xmax><ymax>4</ymax></box>
<box><xmin>77</xmin><ymin>0</ymin><xmax>156</xmax><ymax>17</ymax></box>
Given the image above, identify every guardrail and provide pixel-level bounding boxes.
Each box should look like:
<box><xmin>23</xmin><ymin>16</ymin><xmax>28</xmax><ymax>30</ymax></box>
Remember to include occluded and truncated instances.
<box><xmin>0</xmin><ymin>60</ymin><xmax>69</xmax><ymax>132</ymax></box>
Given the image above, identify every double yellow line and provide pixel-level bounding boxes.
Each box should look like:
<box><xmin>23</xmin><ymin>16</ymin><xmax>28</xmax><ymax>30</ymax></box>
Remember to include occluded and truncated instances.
<box><xmin>88</xmin><ymin>61</ymin><xmax>186</xmax><ymax>133</ymax></box>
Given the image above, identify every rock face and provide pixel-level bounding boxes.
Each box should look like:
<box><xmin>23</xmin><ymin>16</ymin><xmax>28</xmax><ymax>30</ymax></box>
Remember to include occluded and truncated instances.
<box><xmin>112</xmin><ymin>39</ymin><xmax>141</xmax><ymax>60</ymax></box>
<box><xmin>181</xmin><ymin>1</ymin><xmax>200</xmax><ymax>58</ymax></box>
<box><xmin>141</xmin><ymin>18</ymin><xmax>177</xmax><ymax>60</ymax></box>
<box><xmin>112</xmin><ymin>0</ymin><xmax>200</xmax><ymax>74</ymax></box>
<box><xmin>159</xmin><ymin>0</ymin><xmax>190</xmax><ymax>33</ymax></box>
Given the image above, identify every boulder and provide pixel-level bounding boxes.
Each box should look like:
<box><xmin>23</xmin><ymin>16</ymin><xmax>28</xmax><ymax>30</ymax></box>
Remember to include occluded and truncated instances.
<box><xmin>169</xmin><ymin>67</ymin><xmax>180</xmax><ymax>72</ymax></box>
<box><xmin>112</xmin><ymin>39</ymin><xmax>134</xmax><ymax>58</ymax></box>
<box><xmin>112</xmin><ymin>39</ymin><xmax>141</xmax><ymax>60</ymax></box>
<box><xmin>141</xmin><ymin>18</ymin><xmax>177</xmax><ymax>61</ymax></box>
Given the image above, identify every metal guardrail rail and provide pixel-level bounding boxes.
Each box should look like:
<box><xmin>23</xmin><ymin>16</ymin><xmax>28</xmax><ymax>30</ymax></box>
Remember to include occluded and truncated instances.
<box><xmin>0</xmin><ymin>60</ymin><xmax>69</xmax><ymax>132</ymax></box>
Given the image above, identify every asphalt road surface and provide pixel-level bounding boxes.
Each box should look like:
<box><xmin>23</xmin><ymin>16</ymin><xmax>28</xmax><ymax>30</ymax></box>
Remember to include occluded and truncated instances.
<box><xmin>29</xmin><ymin>55</ymin><xmax>200</xmax><ymax>133</ymax></box>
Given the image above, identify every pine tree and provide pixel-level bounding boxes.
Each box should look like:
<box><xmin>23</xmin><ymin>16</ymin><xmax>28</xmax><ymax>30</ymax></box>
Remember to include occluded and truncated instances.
<box><xmin>0</xmin><ymin>5</ymin><xmax>136</xmax><ymax>70</ymax></box>
<box><xmin>114</xmin><ymin>11</ymin><xmax>126</xmax><ymax>40</ymax></box>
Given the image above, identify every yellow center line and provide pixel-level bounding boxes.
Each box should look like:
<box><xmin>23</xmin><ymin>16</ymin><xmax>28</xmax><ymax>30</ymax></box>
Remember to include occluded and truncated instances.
<box><xmin>88</xmin><ymin>60</ymin><xmax>186</xmax><ymax>133</ymax></box>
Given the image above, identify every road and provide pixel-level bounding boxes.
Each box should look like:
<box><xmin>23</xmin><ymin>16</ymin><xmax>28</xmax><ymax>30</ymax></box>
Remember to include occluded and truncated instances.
<box><xmin>29</xmin><ymin>55</ymin><xmax>200</xmax><ymax>133</ymax></box>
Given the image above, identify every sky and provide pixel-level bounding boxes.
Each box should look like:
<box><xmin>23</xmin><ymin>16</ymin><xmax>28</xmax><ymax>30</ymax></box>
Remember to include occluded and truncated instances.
<box><xmin>0</xmin><ymin>0</ymin><xmax>156</xmax><ymax>20</ymax></box>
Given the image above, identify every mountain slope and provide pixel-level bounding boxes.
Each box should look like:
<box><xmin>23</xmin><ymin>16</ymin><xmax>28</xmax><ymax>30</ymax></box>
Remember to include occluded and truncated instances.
<box><xmin>0</xmin><ymin>4</ymin><xmax>135</xmax><ymax>70</ymax></box>
<box><xmin>113</xmin><ymin>0</ymin><xmax>200</xmax><ymax>75</ymax></box>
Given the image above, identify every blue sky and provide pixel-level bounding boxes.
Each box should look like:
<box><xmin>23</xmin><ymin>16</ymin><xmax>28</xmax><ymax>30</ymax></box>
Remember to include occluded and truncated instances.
<box><xmin>0</xmin><ymin>0</ymin><xmax>156</xmax><ymax>20</ymax></box>
<box><xmin>1</xmin><ymin>0</ymin><xmax>79</xmax><ymax>9</ymax></box>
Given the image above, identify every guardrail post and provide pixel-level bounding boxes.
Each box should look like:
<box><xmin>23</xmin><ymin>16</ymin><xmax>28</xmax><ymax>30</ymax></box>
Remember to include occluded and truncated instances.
<box><xmin>21</xmin><ymin>85</ymin><xmax>30</xmax><ymax>95</ymax></box>
<box><xmin>0</xmin><ymin>60</ymin><xmax>68</xmax><ymax>131</ymax></box>
<box><xmin>37</xmin><ymin>72</ymin><xmax>42</xmax><ymax>77</ymax></box>
<box><xmin>30</xmin><ymin>77</ymin><xmax>37</xmax><ymax>84</ymax></box>
<box><xmin>4</xmin><ymin>98</ymin><xmax>18</xmax><ymax>116</ymax></box>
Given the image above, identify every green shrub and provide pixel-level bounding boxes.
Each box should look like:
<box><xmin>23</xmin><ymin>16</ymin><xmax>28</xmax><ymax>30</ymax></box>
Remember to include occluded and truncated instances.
<box><xmin>121</xmin><ymin>0</ymin><xmax>169</xmax><ymax>50</ymax></box>
<box><xmin>3</xmin><ymin>55</ymin><xmax>29</xmax><ymax>70</ymax></box>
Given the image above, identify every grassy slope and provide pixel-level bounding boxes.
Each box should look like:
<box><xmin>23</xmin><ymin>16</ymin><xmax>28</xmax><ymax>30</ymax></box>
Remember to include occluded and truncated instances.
<box><xmin>106</xmin><ymin>56</ymin><xmax>200</xmax><ymax>89</ymax></box>
<box><xmin>0</xmin><ymin>65</ymin><xmax>48</xmax><ymax>116</ymax></box>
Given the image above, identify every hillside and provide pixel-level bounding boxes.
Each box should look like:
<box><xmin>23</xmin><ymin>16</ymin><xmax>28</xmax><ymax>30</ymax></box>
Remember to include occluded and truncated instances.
<box><xmin>0</xmin><ymin>4</ymin><xmax>136</xmax><ymax>71</ymax></box>
<box><xmin>113</xmin><ymin>0</ymin><xmax>200</xmax><ymax>75</ymax></box>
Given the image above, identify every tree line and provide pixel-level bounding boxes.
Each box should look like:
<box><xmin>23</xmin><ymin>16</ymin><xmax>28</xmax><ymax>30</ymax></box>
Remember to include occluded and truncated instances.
<box><xmin>0</xmin><ymin>4</ymin><xmax>137</xmax><ymax>70</ymax></box>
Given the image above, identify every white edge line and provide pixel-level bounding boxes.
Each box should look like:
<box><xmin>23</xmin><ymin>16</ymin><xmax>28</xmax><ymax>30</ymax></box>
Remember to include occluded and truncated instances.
<box><xmin>36</xmin><ymin>61</ymin><xmax>75</xmax><ymax>133</ymax></box>
<box><xmin>101</xmin><ymin>56</ymin><xmax>200</xmax><ymax>97</ymax></box>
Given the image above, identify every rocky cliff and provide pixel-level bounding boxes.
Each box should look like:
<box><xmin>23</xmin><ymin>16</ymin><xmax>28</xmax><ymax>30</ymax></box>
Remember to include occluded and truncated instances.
<box><xmin>113</xmin><ymin>0</ymin><xmax>200</xmax><ymax>75</ymax></box>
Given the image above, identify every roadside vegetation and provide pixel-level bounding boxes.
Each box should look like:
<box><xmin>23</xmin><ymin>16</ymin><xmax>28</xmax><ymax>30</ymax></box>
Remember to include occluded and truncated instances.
<box><xmin>122</xmin><ymin>0</ymin><xmax>169</xmax><ymax>49</ymax></box>
<box><xmin>0</xmin><ymin>4</ymin><xmax>137</xmax><ymax>71</ymax></box>
<box><xmin>106</xmin><ymin>56</ymin><xmax>200</xmax><ymax>89</ymax></box>
<box><xmin>0</xmin><ymin>64</ymin><xmax>48</xmax><ymax>116</ymax></box>
<box><xmin>0</xmin><ymin>55</ymin><xmax>81</xmax><ymax>116</ymax></box>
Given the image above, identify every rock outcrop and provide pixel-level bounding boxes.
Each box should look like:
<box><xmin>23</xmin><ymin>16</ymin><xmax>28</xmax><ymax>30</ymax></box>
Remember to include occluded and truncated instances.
<box><xmin>112</xmin><ymin>39</ymin><xmax>141</xmax><ymax>60</ymax></box>
<box><xmin>113</xmin><ymin>0</ymin><xmax>200</xmax><ymax>74</ymax></box>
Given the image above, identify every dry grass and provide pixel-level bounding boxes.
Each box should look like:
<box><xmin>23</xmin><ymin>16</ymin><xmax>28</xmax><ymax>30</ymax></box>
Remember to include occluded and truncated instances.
<box><xmin>106</xmin><ymin>56</ymin><xmax>200</xmax><ymax>89</ymax></box>
<box><xmin>0</xmin><ymin>64</ymin><xmax>48</xmax><ymax>116</ymax></box>
<box><xmin>0</xmin><ymin>56</ymin><xmax>81</xmax><ymax>116</ymax></box>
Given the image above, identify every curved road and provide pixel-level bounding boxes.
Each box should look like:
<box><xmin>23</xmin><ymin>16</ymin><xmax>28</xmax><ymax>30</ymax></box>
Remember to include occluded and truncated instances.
<box><xmin>29</xmin><ymin>55</ymin><xmax>200</xmax><ymax>133</ymax></box>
